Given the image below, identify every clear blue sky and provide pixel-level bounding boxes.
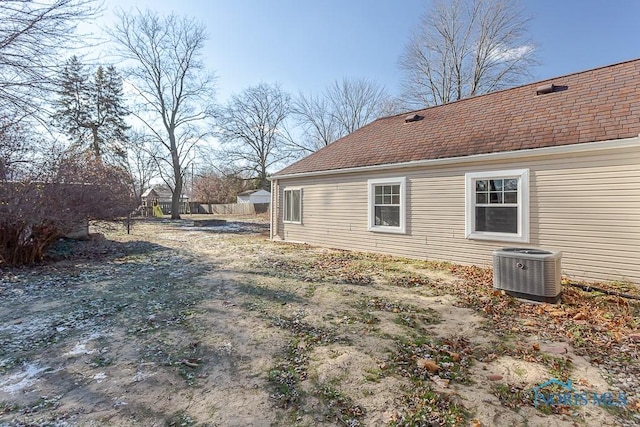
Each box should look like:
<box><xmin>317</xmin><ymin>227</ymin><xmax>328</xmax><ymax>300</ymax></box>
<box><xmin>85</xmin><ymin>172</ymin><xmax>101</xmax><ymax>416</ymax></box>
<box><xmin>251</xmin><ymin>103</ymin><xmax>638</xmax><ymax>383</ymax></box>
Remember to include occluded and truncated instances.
<box><xmin>99</xmin><ymin>0</ymin><xmax>640</xmax><ymax>103</ymax></box>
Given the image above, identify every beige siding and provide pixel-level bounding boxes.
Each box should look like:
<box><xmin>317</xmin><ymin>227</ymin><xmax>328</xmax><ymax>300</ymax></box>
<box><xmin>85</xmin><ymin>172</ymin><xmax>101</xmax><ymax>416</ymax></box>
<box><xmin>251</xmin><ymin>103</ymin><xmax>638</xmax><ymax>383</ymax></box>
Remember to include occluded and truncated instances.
<box><xmin>274</xmin><ymin>144</ymin><xmax>640</xmax><ymax>285</ymax></box>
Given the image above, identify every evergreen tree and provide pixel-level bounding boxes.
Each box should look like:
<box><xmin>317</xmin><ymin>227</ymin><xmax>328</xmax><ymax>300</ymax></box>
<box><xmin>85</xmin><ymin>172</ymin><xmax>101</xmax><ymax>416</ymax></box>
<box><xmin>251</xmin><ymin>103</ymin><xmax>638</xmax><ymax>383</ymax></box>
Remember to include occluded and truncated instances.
<box><xmin>54</xmin><ymin>56</ymin><xmax>129</xmax><ymax>163</ymax></box>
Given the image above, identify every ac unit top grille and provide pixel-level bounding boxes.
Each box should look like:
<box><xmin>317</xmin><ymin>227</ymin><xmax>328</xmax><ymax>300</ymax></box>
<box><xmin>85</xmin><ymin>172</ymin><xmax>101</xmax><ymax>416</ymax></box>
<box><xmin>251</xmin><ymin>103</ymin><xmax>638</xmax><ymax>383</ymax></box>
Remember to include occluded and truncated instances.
<box><xmin>495</xmin><ymin>247</ymin><xmax>560</xmax><ymax>259</ymax></box>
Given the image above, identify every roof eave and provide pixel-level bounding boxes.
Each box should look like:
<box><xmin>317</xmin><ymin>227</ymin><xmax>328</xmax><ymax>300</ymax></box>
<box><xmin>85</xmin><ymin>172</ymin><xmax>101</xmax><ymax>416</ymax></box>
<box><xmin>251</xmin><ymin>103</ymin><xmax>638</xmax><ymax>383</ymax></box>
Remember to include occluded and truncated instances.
<box><xmin>270</xmin><ymin>136</ymin><xmax>640</xmax><ymax>180</ymax></box>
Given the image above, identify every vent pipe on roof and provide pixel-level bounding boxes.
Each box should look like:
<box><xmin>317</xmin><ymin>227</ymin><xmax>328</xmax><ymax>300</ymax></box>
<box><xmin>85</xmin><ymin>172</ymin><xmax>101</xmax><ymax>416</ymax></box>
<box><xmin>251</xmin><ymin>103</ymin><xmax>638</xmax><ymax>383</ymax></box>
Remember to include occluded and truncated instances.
<box><xmin>536</xmin><ymin>83</ymin><xmax>556</xmax><ymax>95</ymax></box>
<box><xmin>405</xmin><ymin>114</ymin><xmax>423</xmax><ymax>123</ymax></box>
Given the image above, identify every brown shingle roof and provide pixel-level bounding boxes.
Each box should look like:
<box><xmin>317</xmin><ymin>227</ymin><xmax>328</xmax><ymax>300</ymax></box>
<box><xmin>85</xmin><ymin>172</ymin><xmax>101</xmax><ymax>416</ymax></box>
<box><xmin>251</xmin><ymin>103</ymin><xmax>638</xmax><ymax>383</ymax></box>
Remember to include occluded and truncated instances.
<box><xmin>276</xmin><ymin>59</ymin><xmax>640</xmax><ymax>176</ymax></box>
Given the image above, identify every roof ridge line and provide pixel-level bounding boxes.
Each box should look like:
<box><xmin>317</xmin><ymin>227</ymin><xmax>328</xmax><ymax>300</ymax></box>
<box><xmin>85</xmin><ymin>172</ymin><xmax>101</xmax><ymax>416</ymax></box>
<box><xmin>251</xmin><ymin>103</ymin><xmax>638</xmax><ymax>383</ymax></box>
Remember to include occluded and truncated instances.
<box><xmin>384</xmin><ymin>57</ymin><xmax>640</xmax><ymax>118</ymax></box>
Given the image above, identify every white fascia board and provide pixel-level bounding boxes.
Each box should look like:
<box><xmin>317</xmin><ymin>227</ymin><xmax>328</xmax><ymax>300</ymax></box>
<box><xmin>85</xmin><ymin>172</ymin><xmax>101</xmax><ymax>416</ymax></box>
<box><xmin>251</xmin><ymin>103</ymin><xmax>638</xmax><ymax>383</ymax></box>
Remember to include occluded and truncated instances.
<box><xmin>269</xmin><ymin>136</ymin><xmax>640</xmax><ymax>180</ymax></box>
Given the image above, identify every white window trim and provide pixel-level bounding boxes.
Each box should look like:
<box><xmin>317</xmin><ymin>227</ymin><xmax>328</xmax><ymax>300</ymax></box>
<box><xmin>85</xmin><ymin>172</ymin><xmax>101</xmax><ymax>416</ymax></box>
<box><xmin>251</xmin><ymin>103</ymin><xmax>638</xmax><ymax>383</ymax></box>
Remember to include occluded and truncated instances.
<box><xmin>283</xmin><ymin>187</ymin><xmax>302</xmax><ymax>224</ymax></box>
<box><xmin>465</xmin><ymin>169</ymin><xmax>529</xmax><ymax>243</ymax></box>
<box><xmin>368</xmin><ymin>177</ymin><xmax>406</xmax><ymax>234</ymax></box>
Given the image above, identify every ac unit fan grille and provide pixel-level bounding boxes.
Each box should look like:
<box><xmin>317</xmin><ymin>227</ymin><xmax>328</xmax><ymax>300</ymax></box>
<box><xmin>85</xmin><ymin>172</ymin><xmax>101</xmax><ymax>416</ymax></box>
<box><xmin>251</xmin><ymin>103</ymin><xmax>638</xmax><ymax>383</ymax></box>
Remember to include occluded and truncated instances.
<box><xmin>493</xmin><ymin>248</ymin><xmax>562</xmax><ymax>303</ymax></box>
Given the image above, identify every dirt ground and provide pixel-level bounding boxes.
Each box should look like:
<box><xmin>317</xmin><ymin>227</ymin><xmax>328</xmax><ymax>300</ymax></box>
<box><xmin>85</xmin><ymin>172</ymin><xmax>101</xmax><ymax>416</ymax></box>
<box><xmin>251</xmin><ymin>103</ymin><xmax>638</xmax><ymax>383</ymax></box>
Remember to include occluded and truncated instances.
<box><xmin>0</xmin><ymin>216</ymin><xmax>638</xmax><ymax>426</ymax></box>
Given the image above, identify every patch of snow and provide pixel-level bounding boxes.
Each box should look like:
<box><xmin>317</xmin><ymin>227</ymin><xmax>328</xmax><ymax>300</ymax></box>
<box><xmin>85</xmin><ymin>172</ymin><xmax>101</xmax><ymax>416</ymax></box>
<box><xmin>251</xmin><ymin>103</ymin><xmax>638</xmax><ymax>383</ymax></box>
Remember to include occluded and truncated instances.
<box><xmin>93</xmin><ymin>372</ymin><xmax>107</xmax><ymax>383</ymax></box>
<box><xmin>0</xmin><ymin>363</ymin><xmax>49</xmax><ymax>393</ymax></box>
<box><xmin>65</xmin><ymin>333</ymin><xmax>101</xmax><ymax>356</ymax></box>
<box><xmin>65</xmin><ymin>343</ymin><xmax>95</xmax><ymax>356</ymax></box>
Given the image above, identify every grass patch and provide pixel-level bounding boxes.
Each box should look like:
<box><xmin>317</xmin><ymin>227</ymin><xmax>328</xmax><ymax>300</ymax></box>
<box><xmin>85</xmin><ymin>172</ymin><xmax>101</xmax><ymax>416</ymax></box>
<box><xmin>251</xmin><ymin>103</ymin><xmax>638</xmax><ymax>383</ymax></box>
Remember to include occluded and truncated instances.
<box><xmin>0</xmin><ymin>402</ymin><xmax>20</xmax><ymax>415</ymax></box>
<box><xmin>315</xmin><ymin>384</ymin><xmax>365</xmax><ymax>426</ymax></box>
<box><xmin>390</xmin><ymin>336</ymin><xmax>472</xmax><ymax>384</ymax></box>
<box><xmin>165</xmin><ymin>409</ymin><xmax>196</xmax><ymax>427</ymax></box>
<box><xmin>388</xmin><ymin>274</ymin><xmax>432</xmax><ymax>288</ymax></box>
<box><xmin>491</xmin><ymin>383</ymin><xmax>529</xmax><ymax>410</ymax></box>
<box><xmin>363</xmin><ymin>367</ymin><xmax>384</xmax><ymax>383</ymax></box>
<box><xmin>267</xmin><ymin>310</ymin><xmax>354</xmax><ymax>417</ymax></box>
<box><xmin>385</xmin><ymin>335</ymin><xmax>473</xmax><ymax>426</ymax></box>
<box><xmin>394</xmin><ymin>310</ymin><xmax>442</xmax><ymax>329</ymax></box>
<box><xmin>15</xmin><ymin>395</ymin><xmax>64</xmax><ymax>416</ymax></box>
<box><xmin>89</xmin><ymin>355</ymin><xmax>113</xmax><ymax>368</ymax></box>
<box><xmin>356</xmin><ymin>296</ymin><xmax>426</xmax><ymax>314</ymax></box>
<box><xmin>269</xmin><ymin>353</ymin><xmax>304</xmax><ymax>409</ymax></box>
<box><xmin>266</xmin><ymin>310</ymin><xmax>366</xmax><ymax>425</ymax></box>
<box><xmin>392</xmin><ymin>385</ymin><xmax>469</xmax><ymax>426</ymax></box>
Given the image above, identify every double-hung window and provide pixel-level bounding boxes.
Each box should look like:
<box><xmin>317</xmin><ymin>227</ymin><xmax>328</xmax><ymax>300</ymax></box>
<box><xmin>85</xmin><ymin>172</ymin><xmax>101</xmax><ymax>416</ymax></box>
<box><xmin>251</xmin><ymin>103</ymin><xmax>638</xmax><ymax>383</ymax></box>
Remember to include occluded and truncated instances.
<box><xmin>465</xmin><ymin>169</ymin><xmax>529</xmax><ymax>242</ymax></box>
<box><xmin>283</xmin><ymin>188</ymin><xmax>302</xmax><ymax>224</ymax></box>
<box><xmin>368</xmin><ymin>177</ymin><xmax>406</xmax><ymax>234</ymax></box>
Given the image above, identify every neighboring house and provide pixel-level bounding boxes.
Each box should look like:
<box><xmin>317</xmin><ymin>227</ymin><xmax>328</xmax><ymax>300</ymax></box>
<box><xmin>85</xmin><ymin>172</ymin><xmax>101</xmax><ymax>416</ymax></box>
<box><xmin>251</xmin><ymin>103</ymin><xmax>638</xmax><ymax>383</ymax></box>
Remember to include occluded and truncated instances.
<box><xmin>237</xmin><ymin>189</ymin><xmax>271</xmax><ymax>204</ymax></box>
<box><xmin>269</xmin><ymin>59</ymin><xmax>640</xmax><ymax>285</ymax></box>
<box><xmin>141</xmin><ymin>187</ymin><xmax>189</xmax><ymax>215</ymax></box>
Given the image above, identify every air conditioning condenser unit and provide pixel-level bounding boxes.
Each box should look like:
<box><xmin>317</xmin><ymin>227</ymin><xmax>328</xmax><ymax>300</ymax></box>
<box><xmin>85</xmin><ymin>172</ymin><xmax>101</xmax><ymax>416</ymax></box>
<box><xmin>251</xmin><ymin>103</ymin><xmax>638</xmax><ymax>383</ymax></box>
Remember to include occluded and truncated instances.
<box><xmin>493</xmin><ymin>248</ymin><xmax>562</xmax><ymax>303</ymax></box>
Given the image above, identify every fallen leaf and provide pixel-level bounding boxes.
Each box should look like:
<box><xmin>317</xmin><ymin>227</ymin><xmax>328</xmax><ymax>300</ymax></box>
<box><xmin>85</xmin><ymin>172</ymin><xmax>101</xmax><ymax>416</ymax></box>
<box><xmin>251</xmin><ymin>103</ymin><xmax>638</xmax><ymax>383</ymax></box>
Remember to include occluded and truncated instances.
<box><xmin>432</xmin><ymin>376</ymin><xmax>450</xmax><ymax>388</ymax></box>
<box><xmin>531</xmin><ymin>343</ymin><xmax>540</xmax><ymax>351</ymax></box>
<box><xmin>416</xmin><ymin>358</ymin><xmax>440</xmax><ymax>372</ymax></box>
<box><xmin>577</xmin><ymin>378</ymin><xmax>590</xmax><ymax>387</ymax></box>
<box><xmin>573</xmin><ymin>312</ymin><xmax>586</xmax><ymax>320</ymax></box>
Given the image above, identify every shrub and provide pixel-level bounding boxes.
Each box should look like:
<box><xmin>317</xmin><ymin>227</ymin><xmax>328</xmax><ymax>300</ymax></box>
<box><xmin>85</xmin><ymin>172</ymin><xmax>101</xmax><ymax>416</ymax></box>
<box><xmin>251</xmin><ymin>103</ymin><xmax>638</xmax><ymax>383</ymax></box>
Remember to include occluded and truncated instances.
<box><xmin>0</xmin><ymin>154</ymin><xmax>136</xmax><ymax>266</ymax></box>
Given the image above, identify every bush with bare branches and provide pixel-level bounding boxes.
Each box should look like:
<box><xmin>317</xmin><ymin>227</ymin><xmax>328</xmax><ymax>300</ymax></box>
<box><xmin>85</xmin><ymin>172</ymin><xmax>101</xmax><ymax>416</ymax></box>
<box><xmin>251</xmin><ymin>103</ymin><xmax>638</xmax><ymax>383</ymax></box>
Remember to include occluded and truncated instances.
<box><xmin>0</xmin><ymin>154</ymin><xmax>136</xmax><ymax>266</ymax></box>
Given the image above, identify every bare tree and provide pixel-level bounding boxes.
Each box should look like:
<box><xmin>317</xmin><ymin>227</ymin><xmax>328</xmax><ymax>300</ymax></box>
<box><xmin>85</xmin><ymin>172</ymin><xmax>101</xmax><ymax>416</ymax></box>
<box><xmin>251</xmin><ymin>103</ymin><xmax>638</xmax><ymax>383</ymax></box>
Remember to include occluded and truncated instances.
<box><xmin>0</xmin><ymin>112</ymin><xmax>34</xmax><ymax>180</ymax></box>
<box><xmin>399</xmin><ymin>0</ymin><xmax>537</xmax><ymax>108</ymax></box>
<box><xmin>124</xmin><ymin>129</ymin><xmax>159</xmax><ymax>204</ymax></box>
<box><xmin>291</xmin><ymin>93</ymin><xmax>339</xmax><ymax>153</ymax></box>
<box><xmin>0</xmin><ymin>0</ymin><xmax>97</xmax><ymax>117</ymax></box>
<box><xmin>328</xmin><ymin>78</ymin><xmax>390</xmax><ymax>134</ymax></box>
<box><xmin>110</xmin><ymin>9</ymin><xmax>216</xmax><ymax>219</ymax></box>
<box><xmin>293</xmin><ymin>77</ymin><xmax>390</xmax><ymax>153</ymax></box>
<box><xmin>216</xmin><ymin>83</ymin><xmax>291</xmax><ymax>190</ymax></box>
<box><xmin>192</xmin><ymin>168</ymin><xmax>244</xmax><ymax>209</ymax></box>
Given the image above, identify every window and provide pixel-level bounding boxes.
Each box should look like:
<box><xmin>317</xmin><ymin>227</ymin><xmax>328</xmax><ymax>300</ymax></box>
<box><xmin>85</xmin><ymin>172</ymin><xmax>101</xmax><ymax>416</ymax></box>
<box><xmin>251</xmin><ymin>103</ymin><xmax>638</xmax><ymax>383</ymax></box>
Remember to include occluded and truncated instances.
<box><xmin>368</xmin><ymin>177</ymin><xmax>406</xmax><ymax>234</ymax></box>
<box><xmin>283</xmin><ymin>188</ymin><xmax>301</xmax><ymax>223</ymax></box>
<box><xmin>465</xmin><ymin>169</ymin><xmax>529</xmax><ymax>242</ymax></box>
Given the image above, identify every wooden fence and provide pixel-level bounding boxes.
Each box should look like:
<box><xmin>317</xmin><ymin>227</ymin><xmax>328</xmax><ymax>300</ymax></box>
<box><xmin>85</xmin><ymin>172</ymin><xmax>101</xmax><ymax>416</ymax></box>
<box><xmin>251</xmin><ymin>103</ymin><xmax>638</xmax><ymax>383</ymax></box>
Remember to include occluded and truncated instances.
<box><xmin>137</xmin><ymin>202</ymin><xmax>269</xmax><ymax>217</ymax></box>
<box><xmin>194</xmin><ymin>202</ymin><xmax>269</xmax><ymax>215</ymax></box>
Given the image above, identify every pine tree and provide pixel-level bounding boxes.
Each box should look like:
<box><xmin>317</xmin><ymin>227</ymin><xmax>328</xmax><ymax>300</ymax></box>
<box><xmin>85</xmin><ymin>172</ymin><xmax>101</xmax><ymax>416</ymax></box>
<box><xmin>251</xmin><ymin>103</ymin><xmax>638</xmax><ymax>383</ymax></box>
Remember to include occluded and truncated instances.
<box><xmin>54</xmin><ymin>57</ymin><xmax>129</xmax><ymax>163</ymax></box>
<box><xmin>55</xmin><ymin>56</ymin><xmax>91</xmax><ymax>145</ymax></box>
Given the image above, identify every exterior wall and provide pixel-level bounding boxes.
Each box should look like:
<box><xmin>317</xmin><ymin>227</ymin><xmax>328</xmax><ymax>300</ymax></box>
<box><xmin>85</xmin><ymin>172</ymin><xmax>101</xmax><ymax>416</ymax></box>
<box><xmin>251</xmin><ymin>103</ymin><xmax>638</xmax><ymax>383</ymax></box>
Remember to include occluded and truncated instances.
<box><xmin>274</xmin><ymin>144</ymin><xmax>640</xmax><ymax>284</ymax></box>
<box><xmin>238</xmin><ymin>191</ymin><xmax>271</xmax><ymax>204</ymax></box>
<box><xmin>249</xmin><ymin>194</ymin><xmax>271</xmax><ymax>204</ymax></box>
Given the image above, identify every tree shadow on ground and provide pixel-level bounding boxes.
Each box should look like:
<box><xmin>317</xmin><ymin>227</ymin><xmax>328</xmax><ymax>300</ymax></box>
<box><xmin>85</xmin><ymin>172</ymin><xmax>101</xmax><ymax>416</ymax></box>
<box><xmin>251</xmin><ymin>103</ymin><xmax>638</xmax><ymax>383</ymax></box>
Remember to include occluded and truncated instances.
<box><xmin>44</xmin><ymin>236</ymin><xmax>170</xmax><ymax>263</ymax></box>
<box><xmin>235</xmin><ymin>282</ymin><xmax>307</xmax><ymax>305</ymax></box>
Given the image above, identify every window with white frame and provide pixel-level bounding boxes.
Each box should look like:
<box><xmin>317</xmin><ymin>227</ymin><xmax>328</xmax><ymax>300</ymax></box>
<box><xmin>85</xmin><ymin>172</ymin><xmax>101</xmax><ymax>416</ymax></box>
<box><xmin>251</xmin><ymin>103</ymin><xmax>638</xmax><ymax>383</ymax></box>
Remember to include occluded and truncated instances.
<box><xmin>283</xmin><ymin>188</ymin><xmax>302</xmax><ymax>223</ymax></box>
<box><xmin>465</xmin><ymin>169</ymin><xmax>529</xmax><ymax>242</ymax></box>
<box><xmin>368</xmin><ymin>177</ymin><xmax>406</xmax><ymax>234</ymax></box>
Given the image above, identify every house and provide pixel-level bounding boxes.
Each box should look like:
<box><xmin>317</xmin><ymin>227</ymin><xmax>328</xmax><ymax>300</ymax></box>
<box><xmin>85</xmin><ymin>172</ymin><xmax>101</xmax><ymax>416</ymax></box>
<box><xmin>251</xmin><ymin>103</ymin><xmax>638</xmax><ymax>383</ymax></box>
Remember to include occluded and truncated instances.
<box><xmin>237</xmin><ymin>189</ymin><xmax>271</xmax><ymax>204</ymax></box>
<box><xmin>141</xmin><ymin>186</ymin><xmax>189</xmax><ymax>215</ymax></box>
<box><xmin>269</xmin><ymin>59</ymin><xmax>640</xmax><ymax>285</ymax></box>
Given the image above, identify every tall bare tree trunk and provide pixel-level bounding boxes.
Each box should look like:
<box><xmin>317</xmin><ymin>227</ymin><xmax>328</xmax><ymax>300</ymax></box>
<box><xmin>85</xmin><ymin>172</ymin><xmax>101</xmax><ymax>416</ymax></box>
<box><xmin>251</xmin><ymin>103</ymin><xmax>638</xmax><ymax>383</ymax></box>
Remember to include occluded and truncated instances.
<box><xmin>171</xmin><ymin>140</ymin><xmax>182</xmax><ymax>219</ymax></box>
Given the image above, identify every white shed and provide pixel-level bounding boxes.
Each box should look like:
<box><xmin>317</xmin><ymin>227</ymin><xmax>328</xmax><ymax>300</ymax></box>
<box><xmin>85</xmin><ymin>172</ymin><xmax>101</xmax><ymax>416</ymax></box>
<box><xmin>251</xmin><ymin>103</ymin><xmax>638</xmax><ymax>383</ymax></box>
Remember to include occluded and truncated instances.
<box><xmin>237</xmin><ymin>189</ymin><xmax>271</xmax><ymax>204</ymax></box>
